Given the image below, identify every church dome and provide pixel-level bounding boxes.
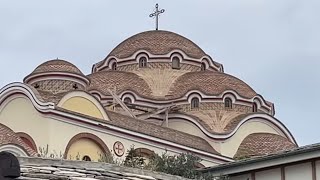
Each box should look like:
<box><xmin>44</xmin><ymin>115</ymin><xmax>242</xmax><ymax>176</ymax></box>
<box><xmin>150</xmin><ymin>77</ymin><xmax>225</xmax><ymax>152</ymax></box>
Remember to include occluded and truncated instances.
<box><xmin>107</xmin><ymin>30</ymin><xmax>207</xmax><ymax>59</ymax></box>
<box><xmin>87</xmin><ymin>71</ymin><xmax>152</xmax><ymax>97</ymax></box>
<box><xmin>168</xmin><ymin>71</ymin><xmax>257</xmax><ymax>99</ymax></box>
<box><xmin>30</xmin><ymin>59</ymin><xmax>84</xmax><ymax>76</ymax></box>
<box><xmin>24</xmin><ymin>59</ymin><xmax>89</xmax><ymax>95</ymax></box>
<box><xmin>234</xmin><ymin>133</ymin><xmax>297</xmax><ymax>159</ymax></box>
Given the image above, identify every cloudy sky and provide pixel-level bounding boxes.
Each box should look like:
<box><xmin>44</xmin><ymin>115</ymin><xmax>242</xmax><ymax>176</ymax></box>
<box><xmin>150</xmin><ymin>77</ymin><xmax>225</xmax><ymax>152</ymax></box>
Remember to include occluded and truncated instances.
<box><xmin>0</xmin><ymin>0</ymin><xmax>319</xmax><ymax>146</ymax></box>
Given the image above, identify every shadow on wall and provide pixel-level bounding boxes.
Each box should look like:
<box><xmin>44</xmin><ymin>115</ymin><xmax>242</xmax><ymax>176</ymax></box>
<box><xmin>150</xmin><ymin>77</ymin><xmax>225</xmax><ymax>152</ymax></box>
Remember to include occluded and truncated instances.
<box><xmin>0</xmin><ymin>151</ymin><xmax>21</xmax><ymax>179</ymax></box>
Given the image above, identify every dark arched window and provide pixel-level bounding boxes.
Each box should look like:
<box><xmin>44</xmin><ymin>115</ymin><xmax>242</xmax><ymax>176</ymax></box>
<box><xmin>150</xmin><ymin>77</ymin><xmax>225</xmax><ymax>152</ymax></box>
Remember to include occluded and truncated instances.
<box><xmin>123</xmin><ymin>97</ymin><xmax>132</xmax><ymax>104</ymax></box>
<box><xmin>191</xmin><ymin>98</ymin><xmax>200</xmax><ymax>109</ymax></box>
<box><xmin>139</xmin><ymin>57</ymin><xmax>147</xmax><ymax>68</ymax></box>
<box><xmin>225</xmin><ymin>98</ymin><xmax>232</xmax><ymax>109</ymax></box>
<box><xmin>82</xmin><ymin>155</ymin><xmax>91</xmax><ymax>161</ymax></box>
<box><xmin>201</xmin><ymin>62</ymin><xmax>206</xmax><ymax>71</ymax></box>
<box><xmin>253</xmin><ymin>102</ymin><xmax>258</xmax><ymax>112</ymax></box>
<box><xmin>111</xmin><ymin>62</ymin><xmax>117</xmax><ymax>70</ymax></box>
<box><xmin>172</xmin><ymin>57</ymin><xmax>180</xmax><ymax>69</ymax></box>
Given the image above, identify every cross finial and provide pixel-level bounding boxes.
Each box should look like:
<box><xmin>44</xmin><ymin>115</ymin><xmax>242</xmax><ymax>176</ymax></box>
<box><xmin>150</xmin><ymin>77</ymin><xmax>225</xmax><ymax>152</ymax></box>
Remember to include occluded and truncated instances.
<box><xmin>149</xmin><ymin>3</ymin><xmax>165</xmax><ymax>30</ymax></box>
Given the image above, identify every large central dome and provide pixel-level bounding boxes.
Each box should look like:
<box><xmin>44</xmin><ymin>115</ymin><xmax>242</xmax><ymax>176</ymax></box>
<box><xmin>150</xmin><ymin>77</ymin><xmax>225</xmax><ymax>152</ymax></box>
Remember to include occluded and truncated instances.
<box><xmin>107</xmin><ymin>30</ymin><xmax>207</xmax><ymax>59</ymax></box>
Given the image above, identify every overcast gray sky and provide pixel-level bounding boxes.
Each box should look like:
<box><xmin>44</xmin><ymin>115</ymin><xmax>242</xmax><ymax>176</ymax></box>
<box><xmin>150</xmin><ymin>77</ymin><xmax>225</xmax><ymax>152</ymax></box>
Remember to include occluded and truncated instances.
<box><xmin>0</xmin><ymin>0</ymin><xmax>319</xmax><ymax>146</ymax></box>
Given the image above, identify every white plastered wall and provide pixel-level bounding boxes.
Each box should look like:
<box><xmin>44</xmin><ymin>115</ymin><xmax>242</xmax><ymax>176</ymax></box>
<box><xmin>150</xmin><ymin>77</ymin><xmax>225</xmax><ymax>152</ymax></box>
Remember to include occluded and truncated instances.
<box><xmin>285</xmin><ymin>162</ymin><xmax>312</xmax><ymax>180</ymax></box>
<box><xmin>231</xmin><ymin>174</ymin><xmax>251</xmax><ymax>180</ymax></box>
<box><xmin>0</xmin><ymin>96</ymin><xmax>218</xmax><ymax>166</ymax></box>
<box><xmin>316</xmin><ymin>160</ymin><xmax>320</xmax><ymax>179</ymax></box>
<box><xmin>255</xmin><ymin>168</ymin><xmax>281</xmax><ymax>180</ymax></box>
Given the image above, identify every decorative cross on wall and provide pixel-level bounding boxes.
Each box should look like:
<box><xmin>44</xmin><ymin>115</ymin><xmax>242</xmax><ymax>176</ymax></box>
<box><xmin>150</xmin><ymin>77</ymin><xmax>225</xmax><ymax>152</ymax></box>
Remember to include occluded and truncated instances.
<box><xmin>149</xmin><ymin>3</ymin><xmax>165</xmax><ymax>30</ymax></box>
<box><xmin>113</xmin><ymin>141</ymin><xmax>125</xmax><ymax>157</ymax></box>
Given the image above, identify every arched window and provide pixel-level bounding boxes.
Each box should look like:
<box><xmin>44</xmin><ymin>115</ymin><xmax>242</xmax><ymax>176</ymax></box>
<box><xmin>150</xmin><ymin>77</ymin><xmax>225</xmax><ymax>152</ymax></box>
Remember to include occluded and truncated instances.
<box><xmin>224</xmin><ymin>98</ymin><xmax>232</xmax><ymax>109</ymax></box>
<box><xmin>172</xmin><ymin>57</ymin><xmax>180</xmax><ymax>69</ymax></box>
<box><xmin>253</xmin><ymin>102</ymin><xmax>258</xmax><ymax>112</ymax></box>
<box><xmin>111</xmin><ymin>62</ymin><xmax>117</xmax><ymax>70</ymax></box>
<box><xmin>82</xmin><ymin>155</ymin><xmax>91</xmax><ymax>161</ymax></box>
<box><xmin>191</xmin><ymin>98</ymin><xmax>200</xmax><ymax>109</ymax></box>
<box><xmin>123</xmin><ymin>97</ymin><xmax>132</xmax><ymax>104</ymax></box>
<box><xmin>139</xmin><ymin>57</ymin><xmax>147</xmax><ymax>68</ymax></box>
<box><xmin>201</xmin><ymin>62</ymin><xmax>206</xmax><ymax>71</ymax></box>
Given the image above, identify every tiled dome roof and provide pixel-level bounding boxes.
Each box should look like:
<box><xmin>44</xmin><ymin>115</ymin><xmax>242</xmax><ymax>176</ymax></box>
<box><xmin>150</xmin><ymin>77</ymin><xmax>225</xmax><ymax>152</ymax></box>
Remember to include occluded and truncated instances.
<box><xmin>168</xmin><ymin>71</ymin><xmax>257</xmax><ymax>99</ymax></box>
<box><xmin>107</xmin><ymin>30</ymin><xmax>207</xmax><ymax>59</ymax></box>
<box><xmin>31</xmin><ymin>59</ymin><xmax>84</xmax><ymax>75</ymax></box>
<box><xmin>87</xmin><ymin>71</ymin><xmax>152</xmax><ymax>97</ymax></box>
<box><xmin>0</xmin><ymin>123</ymin><xmax>37</xmax><ymax>156</ymax></box>
<box><xmin>234</xmin><ymin>133</ymin><xmax>297</xmax><ymax>159</ymax></box>
<box><xmin>87</xmin><ymin>70</ymin><xmax>256</xmax><ymax>100</ymax></box>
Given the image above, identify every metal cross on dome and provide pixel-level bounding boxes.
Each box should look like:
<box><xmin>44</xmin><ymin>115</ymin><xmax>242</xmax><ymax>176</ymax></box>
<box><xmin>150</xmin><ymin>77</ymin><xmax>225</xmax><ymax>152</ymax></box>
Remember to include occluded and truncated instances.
<box><xmin>149</xmin><ymin>3</ymin><xmax>165</xmax><ymax>30</ymax></box>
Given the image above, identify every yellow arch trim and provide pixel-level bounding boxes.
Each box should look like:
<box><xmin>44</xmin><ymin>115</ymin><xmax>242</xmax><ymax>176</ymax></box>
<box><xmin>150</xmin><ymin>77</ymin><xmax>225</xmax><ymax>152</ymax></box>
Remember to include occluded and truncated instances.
<box><xmin>57</xmin><ymin>91</ymin><xmax>109</xmax><ymax>120</ymax></box>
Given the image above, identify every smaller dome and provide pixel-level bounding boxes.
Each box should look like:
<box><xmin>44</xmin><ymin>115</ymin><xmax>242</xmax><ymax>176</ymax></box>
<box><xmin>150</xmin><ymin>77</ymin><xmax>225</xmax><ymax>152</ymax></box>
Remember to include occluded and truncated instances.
<box><xmin>0</xmin><ymin>123</ymin><xmax>37</xmax><ymax>156</ymax></box>
<box><xmin>24</xmin><ymin>59</ymin><xmax>90</xmax><ymax>96</ymax></box>
<box><xmin>31</xmin><ymin>59</ymin><xmax>84</xmax><ymax>75</ymax></box>
<box><xmin>87</xmin><ymin>71</ymin><xmax>152</xmax><ymax>97</ymax></box>
<box><xmin>169</xmin><ymin>71</ymin><xmax>257</xmax><ymax>99</ymax></box>
<box><xmin>234</xmin><ymin>133</ymin><xmax>297</xmax><ymax>159</ymax></box>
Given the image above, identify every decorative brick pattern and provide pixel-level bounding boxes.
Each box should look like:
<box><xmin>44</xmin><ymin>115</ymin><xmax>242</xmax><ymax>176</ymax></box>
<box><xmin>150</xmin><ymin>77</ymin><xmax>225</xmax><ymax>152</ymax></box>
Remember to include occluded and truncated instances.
<box><xmin>179</xmin><ymin>103</ymin><xmax>252</xmax><ymax>133</ymax></box>
<box><xmin>105</xmin><ymin>30</ymin><xmax>207</xmax><ymax>59</ymax></box>
<box><xmin>87</xmin><ymin>69</ymin><xmax>256</xmax><ymax>101</ymax></box>
<box><xmin>168</xmin><ymin>71</ymin><xmax>257</xmax><ymax>99</ymax></box>
<box><xmin>0</xmin><ymin>123</ymin><xmax>37</xmax><ymax>156</ymax></box>
<box><xmin>117</xmin><ymin>64</ymin><xmax>137</xmax><ymax>71</ymax></box>
<box><xmin>234</xmin><ymin>133</ymin><xmax>297</xmax><ymax>159</ymax></box>
<box><xmin>15</xmin><ymin>132</ymin><xmax>38</xmax><ymax>153</ymax></box>
<box><xmin>36</xmin><ymin>90</ymin><xmax>67</xmax><ymax>104</ymax></box>
<box><xmin>105</xmin><ymin>110</ymin><xmax>218</xmax><ymax>154</ymax></box>
<box><xmin>31</xmin><ymin>80</ymin><xmax>85</xmax><ymax>94</ymax></box>
<box><xmin>117</xmin><ymin>62</ymin><xmax>200</xmax><ymax>72</ymax></box>
<box><xmin>31</xmin><ymin>60</ymin><xmax>84</xmax><ymax>75</ymax></box>
<box><xmin>87</xmin><ymin>71</ymin><xmax>153</xmax><ymax>97</ymax></box>
<box><xmin>180</xmin><ymin>102</ymin><xmax>252</xmax><ymax>113</ymax></box>
<box><xmin>132</xmin><ymin>68</ymin><xmax>187</xmax><ymax>97</ymax></box>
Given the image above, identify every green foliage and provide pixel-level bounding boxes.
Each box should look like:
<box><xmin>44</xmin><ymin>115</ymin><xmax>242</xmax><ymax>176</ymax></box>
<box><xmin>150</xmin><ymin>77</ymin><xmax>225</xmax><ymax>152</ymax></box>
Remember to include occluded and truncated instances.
<box><xmin>98</xmin><ymin>151</ymin><xmax>120</xmax><ymax>165</ymax></box>
<box><xmin>38</xmin><ymin>144</ymin><xmax>228</xmax><ymax>180</ymax></box>
<box><xmin>146</xmin><ymin>152</ymin><xmax>201</xmax><ymax>178</ymax></box>
<box><xmin>122</xmin><ymin>148</ymin><xmax>229</xmax><ymax>180</ymax></box>
<box><xmin>123</xmin><ymin>145</ymin><xmax>145</xmax><ymax>168</ymax></box>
